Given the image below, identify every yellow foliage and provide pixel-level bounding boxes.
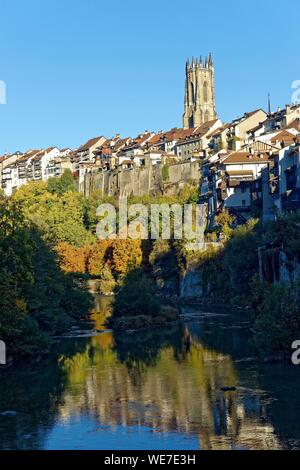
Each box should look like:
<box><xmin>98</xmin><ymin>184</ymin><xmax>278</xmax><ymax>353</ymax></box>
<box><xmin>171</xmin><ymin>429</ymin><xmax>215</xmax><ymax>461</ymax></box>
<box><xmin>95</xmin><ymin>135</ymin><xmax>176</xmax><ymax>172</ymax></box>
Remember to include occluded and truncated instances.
<box><xmin>110</xmin><ymin>239</ymin><xmax>143</xmax><ymax>277</ymax></box>
<box><xmin>55</xmin><ymin>242</ymin><xmax>89</xmax><ymax>273</ymax></box>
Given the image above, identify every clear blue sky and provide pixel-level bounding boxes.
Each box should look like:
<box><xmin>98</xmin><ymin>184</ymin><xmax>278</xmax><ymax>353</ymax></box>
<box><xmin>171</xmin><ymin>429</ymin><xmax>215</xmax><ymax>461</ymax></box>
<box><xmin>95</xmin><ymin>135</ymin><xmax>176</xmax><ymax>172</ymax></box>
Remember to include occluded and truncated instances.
<box><xmin>0</xmin><ymin>0</ymin><xmax>299</xmax><ymax>154</ymax></box>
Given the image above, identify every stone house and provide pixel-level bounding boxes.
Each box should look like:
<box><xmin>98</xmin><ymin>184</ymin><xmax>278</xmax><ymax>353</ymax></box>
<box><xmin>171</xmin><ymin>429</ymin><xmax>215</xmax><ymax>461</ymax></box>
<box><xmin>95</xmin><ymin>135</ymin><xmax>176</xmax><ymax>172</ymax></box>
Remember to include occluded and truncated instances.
<box><xmin>226</xmin><ymin>109</ymin><xmax>267</xmax><ymax>150</ymax></box>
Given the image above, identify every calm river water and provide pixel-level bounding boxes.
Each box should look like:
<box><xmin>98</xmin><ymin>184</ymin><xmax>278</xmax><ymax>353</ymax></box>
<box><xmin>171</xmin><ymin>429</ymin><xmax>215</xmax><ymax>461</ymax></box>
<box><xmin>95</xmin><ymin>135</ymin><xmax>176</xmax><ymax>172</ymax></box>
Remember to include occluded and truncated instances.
<box><xmin>1</xmin><ymin>296</ymin><xmax>300</xmax><ymax>450</ymax></box>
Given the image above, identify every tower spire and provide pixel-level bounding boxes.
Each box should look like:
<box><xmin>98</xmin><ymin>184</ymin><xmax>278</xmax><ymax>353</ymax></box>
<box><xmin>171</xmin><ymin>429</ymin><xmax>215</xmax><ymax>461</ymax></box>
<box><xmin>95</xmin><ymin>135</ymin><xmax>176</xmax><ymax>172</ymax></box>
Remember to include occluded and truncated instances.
<box><xmin>183</xmin><ymin>53</ymin><xmax>217</xmax><ymax>129</ymax></box>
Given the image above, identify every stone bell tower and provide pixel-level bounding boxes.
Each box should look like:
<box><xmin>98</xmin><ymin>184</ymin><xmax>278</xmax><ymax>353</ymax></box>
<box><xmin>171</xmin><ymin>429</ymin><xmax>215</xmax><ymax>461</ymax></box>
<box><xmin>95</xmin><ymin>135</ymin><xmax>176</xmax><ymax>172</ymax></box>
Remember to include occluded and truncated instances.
<box><xmin>183</xmin><ymin>53</ymin><xmax>217</xmax><ymax>129</ymax></box>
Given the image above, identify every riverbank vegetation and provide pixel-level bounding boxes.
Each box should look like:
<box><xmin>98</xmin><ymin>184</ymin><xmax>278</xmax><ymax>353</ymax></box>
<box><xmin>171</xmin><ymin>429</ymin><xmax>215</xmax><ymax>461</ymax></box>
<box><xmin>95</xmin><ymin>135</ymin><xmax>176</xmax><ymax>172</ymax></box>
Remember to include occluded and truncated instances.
<box><xmin>0</xmin><ymin>176</ymin><xmax>198</xmax><ymax>357</ymax></box>
<box><xmin>3</xmin><ymin>170</ymin><xmax>299</xmax><ymax>357</ymax></box>
<box><xmin>0</xmin><ymin>193</ymin><xmax>93</xmax><ymax>359</ymax></box>
<box><xmin>177</xmin><ymin>210</ymin><xmax>300</xmax><ymax>355</ymax></box>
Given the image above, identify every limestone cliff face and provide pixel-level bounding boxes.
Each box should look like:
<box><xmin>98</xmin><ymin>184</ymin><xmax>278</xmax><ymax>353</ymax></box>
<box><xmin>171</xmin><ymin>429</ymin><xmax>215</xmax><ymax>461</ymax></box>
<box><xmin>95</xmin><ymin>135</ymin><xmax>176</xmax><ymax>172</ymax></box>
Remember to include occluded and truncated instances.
<box><xmin>259</xmin><ymin>247</ymin><xmax>300</xmax><ymax>284</ymax></box>
<box><xmin>82</xmin><ymin>161</ymin><xmax>200</xmax><ymax>198</ymax></box>
<box><xmin>179</xmin><ymin>263</ymin><xmax>204</xmax><ymax>301</ymax></box>
<box><xmin>279</xmin><ymin>251</ymin><xmax>300</xmax><ymax>283</ymax></box>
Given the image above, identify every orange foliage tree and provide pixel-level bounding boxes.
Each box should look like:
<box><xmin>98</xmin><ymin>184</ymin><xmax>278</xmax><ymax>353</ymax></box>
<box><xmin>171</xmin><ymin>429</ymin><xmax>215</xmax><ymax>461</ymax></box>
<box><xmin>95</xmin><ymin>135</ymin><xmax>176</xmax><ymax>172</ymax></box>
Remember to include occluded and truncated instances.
<box><xmin>56</xmin><ymin>239</ymin><xmax>143</xmax><ymax>279</ymax></box>
<box><xmin>55</xmin><ymin>242</ymin><xmax>89</xmax><ymax>273</ymax></box>
<box><xmin>87</xmin><ymin>240</ymin><xmax>112</xmax><ymax>276</ymax></box>
<box><xmin>110</xmin><ymin>239</ymin><xmax>143</xmax><ymax>278</ymax></box>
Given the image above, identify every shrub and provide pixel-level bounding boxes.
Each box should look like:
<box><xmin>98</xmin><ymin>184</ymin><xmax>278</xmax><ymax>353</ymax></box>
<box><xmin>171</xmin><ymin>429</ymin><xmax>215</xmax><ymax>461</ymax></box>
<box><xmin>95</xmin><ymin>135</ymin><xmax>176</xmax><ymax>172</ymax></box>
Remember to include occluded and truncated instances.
<box><xmin>162</xmin><ymin>165</ymin><xmax>169</xmax><ymax>181</ymax></box>
<box><xmin>160</xmin><ymin>306</ymin><xmax>179</xmax><ymax>321</ymax></box>
<box><xmin>97</xmin><ymin>265</ymin><xmax>116</xmax><ymax>295</ymax></box>
<box><xmin>112</xmin><ymin>315</ymin><xmax>152</xmax><ymax>331</ymax></box>
<box><xmin>112</xmin><ymin>269</ymin><xmax>162</xmax><ymax>318</ymax></box>
<box><xmin>254</xmin><ymin>282</ymin><xmax>300</xmax><ymax>354</ymax></box>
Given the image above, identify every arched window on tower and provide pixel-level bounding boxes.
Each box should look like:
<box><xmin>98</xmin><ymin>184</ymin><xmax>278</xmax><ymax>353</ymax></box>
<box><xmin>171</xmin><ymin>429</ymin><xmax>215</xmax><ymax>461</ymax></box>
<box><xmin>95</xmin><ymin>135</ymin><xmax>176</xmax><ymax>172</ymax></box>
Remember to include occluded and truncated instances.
<box><xmin>190</xmin><ymin>81</ymin><xmax>195</xmax><ymax>104</ymax></box>
<box><xmin>205</xmin><ymin>110</ymin><xmax>209</xmax><ymax>122</ymax></box>
<box><xmin>203</xmin><ymin>81</ymin><xmax>208</xmax><ymax>103</ymax></box>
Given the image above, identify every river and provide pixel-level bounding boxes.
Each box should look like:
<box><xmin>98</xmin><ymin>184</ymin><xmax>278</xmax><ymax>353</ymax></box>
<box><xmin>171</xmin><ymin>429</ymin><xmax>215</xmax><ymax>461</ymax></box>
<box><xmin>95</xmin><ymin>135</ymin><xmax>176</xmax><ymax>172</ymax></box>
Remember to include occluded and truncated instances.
<box><xmin>0</xmin><ymin>296</ymin><xmax>300</xmax><ymax>450</ymax></box>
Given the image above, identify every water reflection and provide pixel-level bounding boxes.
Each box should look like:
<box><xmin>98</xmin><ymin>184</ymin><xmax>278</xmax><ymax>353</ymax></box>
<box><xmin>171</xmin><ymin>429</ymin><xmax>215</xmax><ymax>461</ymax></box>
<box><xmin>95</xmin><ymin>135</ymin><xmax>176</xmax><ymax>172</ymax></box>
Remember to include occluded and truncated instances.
<box><xmin>0</xmin><ymin>300</ymin><xmax>300</xmax><ymax>450</ymax></box>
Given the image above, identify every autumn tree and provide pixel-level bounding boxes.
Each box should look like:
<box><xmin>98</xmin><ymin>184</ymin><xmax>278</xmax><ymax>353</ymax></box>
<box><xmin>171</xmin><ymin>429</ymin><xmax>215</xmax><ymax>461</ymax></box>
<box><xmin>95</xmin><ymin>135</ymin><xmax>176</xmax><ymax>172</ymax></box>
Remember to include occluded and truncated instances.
<box><xmin>55</xmin><ymin>242</ymin><xmax>89</xmax><ymax>273</ymax></box>
<box><xmin>110</xmin><ymin>239</ymin><xmax>143</xmax><ymax>278</ymax></box>
<box><xmin>87</xmin><ymin>240</ymin><xmax>112</xmax><ymax>276</ymax></box>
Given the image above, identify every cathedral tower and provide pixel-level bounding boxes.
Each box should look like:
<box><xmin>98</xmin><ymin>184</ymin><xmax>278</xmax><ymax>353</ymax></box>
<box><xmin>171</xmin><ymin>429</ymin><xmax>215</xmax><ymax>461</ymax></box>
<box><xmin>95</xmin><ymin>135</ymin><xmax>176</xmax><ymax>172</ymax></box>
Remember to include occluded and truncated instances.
<box><xmin>183</xmin><ymin>53</ymin><xmax>217</xmax><ymax>129</ymax></box>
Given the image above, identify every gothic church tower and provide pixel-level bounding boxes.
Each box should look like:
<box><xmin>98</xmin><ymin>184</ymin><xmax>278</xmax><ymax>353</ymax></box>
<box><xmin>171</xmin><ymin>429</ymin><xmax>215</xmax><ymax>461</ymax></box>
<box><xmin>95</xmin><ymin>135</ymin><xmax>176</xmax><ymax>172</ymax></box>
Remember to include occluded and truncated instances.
<box><xmin>183</xmin><ymin>53</ymin><xmax>217</xmax><ymax>129</ymax></box>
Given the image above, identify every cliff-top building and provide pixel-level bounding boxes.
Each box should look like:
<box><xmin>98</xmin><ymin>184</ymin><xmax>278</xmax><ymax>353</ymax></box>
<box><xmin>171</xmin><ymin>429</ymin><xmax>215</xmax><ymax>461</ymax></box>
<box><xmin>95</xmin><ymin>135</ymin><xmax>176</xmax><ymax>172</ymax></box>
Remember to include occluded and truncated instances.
<box><xmin>183</xmin><ymin>53</ymin><xmax>217</xmax><ymax>129</ymax></box>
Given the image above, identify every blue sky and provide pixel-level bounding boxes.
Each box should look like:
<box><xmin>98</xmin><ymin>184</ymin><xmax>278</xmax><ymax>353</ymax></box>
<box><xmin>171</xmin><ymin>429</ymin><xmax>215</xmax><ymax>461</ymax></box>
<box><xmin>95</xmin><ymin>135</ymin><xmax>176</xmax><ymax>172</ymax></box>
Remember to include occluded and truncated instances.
<box><xmin>0</xmin><ymin>0</ymin><xmax>299</xmax><ymax>154</ymax></box>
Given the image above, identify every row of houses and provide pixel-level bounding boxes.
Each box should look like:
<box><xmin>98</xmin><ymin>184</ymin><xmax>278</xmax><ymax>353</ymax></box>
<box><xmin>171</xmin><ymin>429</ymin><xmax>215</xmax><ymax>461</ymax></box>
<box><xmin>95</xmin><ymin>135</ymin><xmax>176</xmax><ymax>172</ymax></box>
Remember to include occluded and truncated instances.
<box><xmin>200</xmin><ymin>104</ymin><xmax>300</xmax><ymax>224</ymax></box>
<box><xmin>74</xmin><ymin>119</ymin><xmax>223</xmax><ymax>187</ymax></box>
<box><xmin>0</xmin><ymin>147</ymin><xmax>72</xmax><ymax>196</ymax></box>
<box><xmin>2</xmin><ymin>103</ymin><xmax>300</xmax><ymax>216</ymax></box>
<box><xmin>0</xmin><ymin>119</ymin><xmax>224</xmax><ymax>196</ymax></box>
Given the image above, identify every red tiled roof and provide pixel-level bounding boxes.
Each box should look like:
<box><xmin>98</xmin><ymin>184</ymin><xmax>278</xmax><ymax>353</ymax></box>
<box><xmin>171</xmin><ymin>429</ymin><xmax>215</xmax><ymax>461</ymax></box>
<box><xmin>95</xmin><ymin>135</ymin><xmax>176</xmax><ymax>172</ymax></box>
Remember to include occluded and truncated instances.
<box><xmin>148</xmin><ymin>121</ymin><xmax>218</xmax><ymax>146</ymax></box>
<box><xmin>271</xmin><ymin>130</ymin><xmax>297</xmax><ymax>143</ymax></box>
<box><xmin>78</xmin><ymin>137</ymin><xmax>104</xmax><ymax>152</ymax></box>
<box><xmin>222</xmin><ymin>151</ymin><xmax>270</xmax><ymax>164</ymax></box>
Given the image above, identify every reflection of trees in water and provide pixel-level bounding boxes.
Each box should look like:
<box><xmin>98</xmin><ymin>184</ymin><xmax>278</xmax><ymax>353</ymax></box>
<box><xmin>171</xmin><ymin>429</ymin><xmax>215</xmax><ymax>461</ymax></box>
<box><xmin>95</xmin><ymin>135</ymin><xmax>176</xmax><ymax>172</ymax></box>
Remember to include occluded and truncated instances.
<box><xmin>58</xmin><ymin>326</ymin><xmax>281</xmax><ymax>449</ymax></box>
<box><xmin>253</xmin><ymin>363</ymin><xmax>300</xmax><ymax>450</ymax></box>
<box><xmin>0</xmin><ymin>339</ymin><xmax>88</xmax><ymax>450</ymax></box>
<box><xmin>0</xmin><ymin>359</ymin><xmax>66</xmax><ymax>449</ymax></box>
<box><xmin>113</xmin><ymin>324</ymin><xmax>184</xmax><ymax>372</ymax></box>
<box><xmin>0</xmin><ymin>313</ymin><xmax>289</xmax><ymax>450</ymax></box>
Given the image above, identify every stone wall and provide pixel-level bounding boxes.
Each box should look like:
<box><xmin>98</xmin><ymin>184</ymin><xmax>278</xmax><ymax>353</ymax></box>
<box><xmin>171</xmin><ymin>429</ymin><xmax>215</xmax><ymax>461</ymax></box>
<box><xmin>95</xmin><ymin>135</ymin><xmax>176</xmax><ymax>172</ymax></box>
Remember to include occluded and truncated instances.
<box><xmin>81</xmin><ymin>161</ymin><xmax>200</xmax><ymax>198</ymax></box>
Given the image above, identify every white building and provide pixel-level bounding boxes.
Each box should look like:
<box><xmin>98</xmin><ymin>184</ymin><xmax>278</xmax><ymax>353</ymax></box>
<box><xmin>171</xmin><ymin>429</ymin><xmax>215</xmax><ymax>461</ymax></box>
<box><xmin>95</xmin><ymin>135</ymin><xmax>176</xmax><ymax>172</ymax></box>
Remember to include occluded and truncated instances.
<box><xmin>1</xmin><ymin>164</ymin><xmax>19</xmax><ymax>196</ymax></box>
<box><xmin>29</xmin><ymin>147</ymin><xmax>60</xmax><ymax>181</ymax></box>
<box><xmin>209</xmin><ymin>151</ymin><xmax>271</xmax><ymax>216</ymax></box>
<box><xmin>274</xmin><ymin>144</ymin><xmax>300</xmax><ymax>213</ymax></box>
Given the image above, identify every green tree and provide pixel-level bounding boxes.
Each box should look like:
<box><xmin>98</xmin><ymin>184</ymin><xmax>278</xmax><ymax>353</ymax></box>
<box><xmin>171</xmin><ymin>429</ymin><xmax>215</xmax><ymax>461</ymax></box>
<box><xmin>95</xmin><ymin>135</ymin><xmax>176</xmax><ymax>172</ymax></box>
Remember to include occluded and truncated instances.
<box><xmin>0</xmin><ymin>195</ymin><xmax>93</xmax><ymax>358</ymax></box>
<box><xmin>47</xmin><ymin>169</ymin><xmax>76</xmax><ymax>195</ymax></box>
<box><xmin>13</xmin><ymin>183</ymin><xmax>95</xmax><ymax>247</ymax></box>
<box><xmin>112</xmin><ymin>269</ymin><xmax>161</xmax><ymax>318</ymax></box>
